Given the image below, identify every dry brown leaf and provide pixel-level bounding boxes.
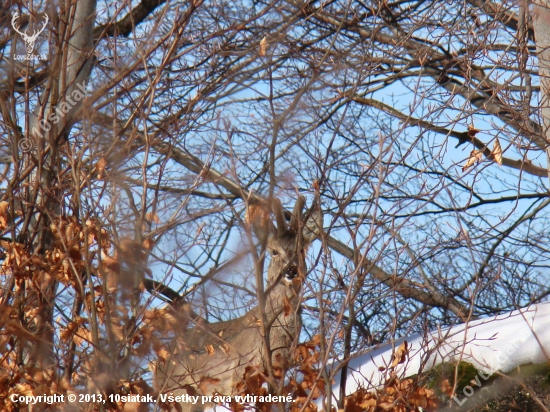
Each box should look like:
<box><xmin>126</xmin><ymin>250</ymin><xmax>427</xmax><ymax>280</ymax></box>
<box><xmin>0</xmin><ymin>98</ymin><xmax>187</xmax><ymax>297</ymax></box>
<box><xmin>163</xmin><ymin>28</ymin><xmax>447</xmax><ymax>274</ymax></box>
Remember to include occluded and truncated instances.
<box><xmin>259</xmin><ymin>36</ymin><xmax>267</xmax><ymax>56</ymax></box>
<box><xmin>74</xmin><ymin>326</ymin><xmax>92</xmax><ymax>347</ymax></box>
<box><xmin>60</xmin><ymin>322</ymin><xmax>78</xmax><ymax>342</ymax></box>
<box><xmin>198</xmin><ymin>376</ymin><xmax>220</xmax><ymax>394</ymax></box>
<box><xmin>68</xmin><ymin>246</ymin><xmax>83</xmax><ymax>262</ymax></box>
<box><xmin>97</xmin><ymin>157</ymin><xmax>107</xmax><ymax>179</ymax></box>
<box><xmin>462</xmin><ymin>149</ymin><xmax>483</xmax><ymax>171</ymax></box>
<box><xmin>245</xmin><ymin>202</ymin><xmax>272</xmax><ymax>239</ymax></box>
<box><xmin>358</xmin><ymin>398</ymin><xmax>377</xmax><ymax>409</ymax></box>
<box><xmin>155</xmin><ymin>346</ymin><xmax>170</xmax><ymax>363</ymax></box>
<box><xmin>220</xmin><ymin>343</ymin><xmax>230</xmax><ymax>354</ymax></box>
<box><xmin>101</xmin><ymin>253</ymin><xmax>120</xmax><ymax>271</ymax></box>
<box><xmin>0</xmin><ymin>201</ymin><xmax>9</xmax><ymax>231</ymax></box>
<box><xmin>142</xmin><ymin>237</ymin><xmax>154</xmax><ymax>252</ymax></box>
<box><xmin>385</xmin><ymin>386</ymin><xmax>397</xmax><ymax>396</ymax></box>
<box><xmin>378</xmin><ymin>401</ymin><xmax>394</xmax><ymax>410</ymax></box>
<box><xmin>15</xmin><ymin>383</ymin><xmax>34</xmax><ymax>396</ymax></box>
<box><xmin>146</xmin><ymin>212</ymin><xmax>160</xmax><ymax>223</ymax></box>
<box><xmin>397</xmin><ymin>378</ymin><xmax>413</xmax><ymax>391</ymax></box>
<box><xmin>440</xmin><ymin>378</ymin><xmax>453</xmax><ymax>396</ymax></box>
<box><xmin>312</xmin><ymin>180</ymin><xmax>320</xmax><ymax>193</ymax></box>
<box><xmin>206</xmin><ymin>344</ymin><xmax>215</xmax><ymax>356</ymax></box>
<box><xmin>492</xmin><ymin>137</ymin><xmax>502</xmax><ymax>166</ymax></box>
<box><xmin>467</xmin><ymin>124</ymin><xmax>480</xmax><ymax>138</ymax></box>
<box><xmin>283</xmin><ymin>295</ymin><xmax>291</xmax><ymax>317</ymax></box>
<box><xmin>409</xmin><ymin>388</ymin><xmax>430</xmax><ymax>408</ymax></box>
<box><xmin>310</xmin><ymin>334</ymin><xmax>321</xmax><ymax>346</ymax></box>
<box><xmin>390</xmin><ymin>341</ymin><xmax>408</xmax><ymax>368</ymax></box>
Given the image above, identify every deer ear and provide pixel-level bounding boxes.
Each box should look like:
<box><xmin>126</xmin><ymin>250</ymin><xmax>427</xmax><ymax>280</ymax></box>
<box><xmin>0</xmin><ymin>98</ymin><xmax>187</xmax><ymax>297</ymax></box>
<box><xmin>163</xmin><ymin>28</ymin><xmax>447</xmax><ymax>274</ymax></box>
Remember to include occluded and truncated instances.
<box><xmin>302</xmin><ymin>200</ymin><xmax>323</xmax><ymax>244</ymax></box>
<box><xmin>289</xmin><ymin>196</ymin><xmax>305</xmax><ymax>234</ymax></box>
<box><xmin>272</xmin><ymin>197</ymin><xmax>289</xmax><ymax>237</ymax></box>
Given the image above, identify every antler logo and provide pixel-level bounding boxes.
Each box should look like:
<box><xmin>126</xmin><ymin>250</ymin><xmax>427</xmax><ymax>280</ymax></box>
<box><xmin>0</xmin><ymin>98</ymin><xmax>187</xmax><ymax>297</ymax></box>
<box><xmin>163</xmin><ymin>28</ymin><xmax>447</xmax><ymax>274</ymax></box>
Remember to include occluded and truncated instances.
<box><xmin>12</xmin><ymin>12</ymin><xmax>48</xmax><ymax>55</ymax></box>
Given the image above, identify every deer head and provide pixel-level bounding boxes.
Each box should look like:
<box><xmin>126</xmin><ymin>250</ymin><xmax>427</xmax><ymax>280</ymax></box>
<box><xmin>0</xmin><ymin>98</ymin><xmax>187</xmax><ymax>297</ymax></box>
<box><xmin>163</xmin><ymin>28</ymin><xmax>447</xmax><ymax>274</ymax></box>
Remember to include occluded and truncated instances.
<box><xmin>155</xmin><ymin>196</ymin><xmax>323</xmax><ymax>411</ymax></box>
<box><xmin>251</xmin><ymin>196</ymin><xmax>321</xmax><ymax>315</ymax></box>
<box><xmin>12</xmin><ymin>12</ymin><xmax>48</xmax><ymax>55</ymax></box>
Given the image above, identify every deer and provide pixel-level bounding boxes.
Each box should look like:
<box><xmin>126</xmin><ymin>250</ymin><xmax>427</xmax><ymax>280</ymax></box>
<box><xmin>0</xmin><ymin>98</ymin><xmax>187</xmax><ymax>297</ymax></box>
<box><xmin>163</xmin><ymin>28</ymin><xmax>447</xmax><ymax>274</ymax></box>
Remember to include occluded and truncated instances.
<box><xmin>154</xmin><ymin>195</ymin><xmax>322</xmax><ymax>411</ymax></box>
<box><xmin>11</xmin><ymin>12</ymin><xmax>49</xmax><ymax>55</ymax></box>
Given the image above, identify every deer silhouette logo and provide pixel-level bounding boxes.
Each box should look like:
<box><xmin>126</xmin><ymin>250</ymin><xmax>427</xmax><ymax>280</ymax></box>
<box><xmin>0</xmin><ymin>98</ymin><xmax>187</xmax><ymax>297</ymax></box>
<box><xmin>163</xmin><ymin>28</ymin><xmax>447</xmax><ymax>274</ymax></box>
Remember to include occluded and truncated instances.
<box><xmin>12</xmin><ymin>13</ymin><xmax>48</xmax><ymax>55</ymax></box>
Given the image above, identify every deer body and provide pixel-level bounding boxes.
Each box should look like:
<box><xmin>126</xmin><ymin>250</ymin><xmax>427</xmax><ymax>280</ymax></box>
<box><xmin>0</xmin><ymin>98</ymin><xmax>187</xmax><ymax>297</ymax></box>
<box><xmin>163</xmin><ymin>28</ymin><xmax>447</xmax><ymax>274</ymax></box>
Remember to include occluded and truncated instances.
<box><xmin>155</xmin><ymin>197</ymin><xmax>321</xmax><ymax>411</ymax></box>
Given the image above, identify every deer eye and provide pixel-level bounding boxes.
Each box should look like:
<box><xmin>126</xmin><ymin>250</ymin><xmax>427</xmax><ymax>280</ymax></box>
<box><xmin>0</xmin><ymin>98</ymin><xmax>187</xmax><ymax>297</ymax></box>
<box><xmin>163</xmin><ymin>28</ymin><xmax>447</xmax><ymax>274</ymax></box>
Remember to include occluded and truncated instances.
<box><xmin>272</xmin><ymin>250</ymin><xmax>279</xmax><ymax>256</ymax></box>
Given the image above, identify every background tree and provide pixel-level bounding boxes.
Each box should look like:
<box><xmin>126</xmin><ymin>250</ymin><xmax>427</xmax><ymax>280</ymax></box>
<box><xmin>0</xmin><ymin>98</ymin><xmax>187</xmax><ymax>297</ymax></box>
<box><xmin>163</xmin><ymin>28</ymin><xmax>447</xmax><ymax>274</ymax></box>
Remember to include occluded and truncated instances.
<box><xmin>0</xmin><ymin>0</ymin><xmax>549</xmax><ymax>410</ymax></box>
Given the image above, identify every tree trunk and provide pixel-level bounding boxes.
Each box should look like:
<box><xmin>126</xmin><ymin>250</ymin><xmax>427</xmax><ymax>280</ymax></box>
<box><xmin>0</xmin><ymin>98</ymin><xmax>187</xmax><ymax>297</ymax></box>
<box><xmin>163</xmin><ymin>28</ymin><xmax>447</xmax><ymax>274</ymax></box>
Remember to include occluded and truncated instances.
<box><xmin>26</xmin><ymin>0</ymin><xmax>96</xmax><ymax>375</ymax></box>
<box><xmin>533</xmin><ymin>1</ymin><xmax>550</xmax><ymax>181</ymax></box>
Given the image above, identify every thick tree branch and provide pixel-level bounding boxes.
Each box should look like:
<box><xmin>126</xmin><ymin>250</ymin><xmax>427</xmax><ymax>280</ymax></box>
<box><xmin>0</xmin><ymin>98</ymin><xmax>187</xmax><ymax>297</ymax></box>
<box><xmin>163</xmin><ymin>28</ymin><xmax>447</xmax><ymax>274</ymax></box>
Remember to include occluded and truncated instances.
<box><xmin>350</xmin><ymin>96</ymin><xmax>548</xmax><ymax>177</ymax></box>
<box><xmin>143</xmin><ymin>278</ymin><xmax>185</xmax><ymax>304</ymax></box>
<box><xmin>305</xmin><ymin>6</ymin><xmax>544</xmax><ymax>147</ymax></box>
<box><xmin>466</xmin><ymin>0</ymin><xmax>535</xmax><ymax>41</ymax></box>
<box><xmin>94</xmin><ymin>0</ymin><xmax>167</xmax><ymax>39</ymax></box>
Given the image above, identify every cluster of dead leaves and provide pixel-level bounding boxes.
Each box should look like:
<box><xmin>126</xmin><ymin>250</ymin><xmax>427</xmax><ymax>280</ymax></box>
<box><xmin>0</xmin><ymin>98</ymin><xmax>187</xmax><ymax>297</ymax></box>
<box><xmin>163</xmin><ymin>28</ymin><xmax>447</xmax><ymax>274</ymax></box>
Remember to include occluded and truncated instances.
<box><xmin>133</xmin><ymin>307</ymin><xmax>186</xmax><ymax>360</ymax></box>
<box><xmin>228</xmin><ymin>334</ymin><xmax>322</xmax><ymax>412</ymax></box>
<box><xmin>0</xmin><ymin>198</ymin><xmax>180</xmax><ymax>412</ymax></box>
<box><xmin>0</xmin><ymin>215</ymin><xmax>112</xmax><ymax>288</ymax></box>
<box><xmin>59</xmin><ymin>301</ymin><xmax>182</xmax><ymax>368</ymax></box>
<box><xmin>230</xmin><ymin>344</ymin><xmax>293</xmax><ymax>411</ymax></box>
<box><xmin>60</xmin><ymin>316</ymin><xmax>92</xmax><ymax>348</ymax></box>
<box><xmin>0</xmin><ymin>365</ymin><xmax>58</xmax><ymax>412</ymax></box>
<box><xmin>288</xmin><ymin>334</ymin><xmax>325</xmax><ymax>409</ymax></box>
<box><xmin>228</xmin><ymin>336</ymin><xmax>436</xmax><ymax>412</ymax></box>
<box><xmin>50</xmin><ymin>216</ymin><xmax>153</xmax><ymax>294</ymax></box>
<box><xmin>98</xmin><ymin>235</ymin><xmax>156</xmax><ymax>295</ymax></box>
<box><xmin>0</xmin><ymin>210</ymin><xmax>171</xmax><ymax>411</ymax></box>
<box><xmin>230</xmin><ymin>361</ymin><xmax>305</xmax><ymax>412</ymax></box>
<box><xmin>0</xmin><ymin>310</ymin><xmax>61</xmax><ymax>407</ymax></box>
<box><xmin>345</xmin><ymin>377</ymin><xmax>437</xmax><ymax>412</ymax></box>
<box><xmin>345</xmin><ymin>342</ymin><xmax>437</xmax><ymax>412</ymax></box>
<box><xmin>235</xmin><ymin>337</ymin><xmax>438</xmax><ymax>412</ymax></box>
<box><xmin>113</xmin><ymin>380</ymin><xmax>157</xmax><ymax>412</ymax></box>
